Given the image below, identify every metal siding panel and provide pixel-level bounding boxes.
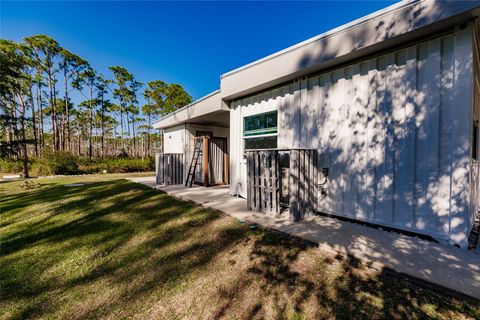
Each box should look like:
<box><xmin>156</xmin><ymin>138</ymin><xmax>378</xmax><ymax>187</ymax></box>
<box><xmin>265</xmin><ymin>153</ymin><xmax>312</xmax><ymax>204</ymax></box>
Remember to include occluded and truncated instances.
<box><xmin>343</xmin><ymin>66</ymin><xmax>354</xmax><ymax>218</ymax></box>
<box><xmin>427</xmin><ymin>39</ymin><xmax>442</xmax><ymax>232</ymax></box>
<box><xmin>278</xmin><ymin>86</ymin><xmax>288</xmax><ymax>149</ymax></box>
<box><xmin>300</xmin><ymin>78</ymin><xmax>308</xmax><ymax>148</ymax></box>
<box><xmin>317</xmin><ymin>74</ymin><xmax>329</xmax><ymax>171</ymax></box>
<box><xmin>438</xmin><ymin>36</ymin><xmax>455</xmax><ymax>236</ymax></box>
<box><xmin>351</xmin><ymin>63</ymin><xmax>368</xmax><ymax>219</ymax></box>
<box><xmin>308</xmin><ymin>76</ymin><xmax>320</xmax><ymax>150</ymax></box>
<box><xmin>324</xmin><ymin>72</ymin><xmax>337</xmax><ymax>214</ymax></box>
<box><xmin>292</xmin><ymin>82</ymin><xmax>302</xmax><ymax>148</ymax></box>
<box><xmin>450</xmin><ymin>25</ymin><xmax>473</xmax><ymax>247</ymax></box>
<box><xmin>374</xmin><ymin>54</ymin><xmax>393</xmax><ymax>223</ymax></box>
<box><xmin>392</xmin><ymin>48</ymin><xmax>416</xmax><ymax>227</ymax></box>
<box><xmin>404</xmin><ymin>47</ymin><xmax>418</xmax><ymax>228</ymax></box>
<box><xmin>415</xmin><ymin>43</ymin><xmax>431</xmax><ymax>233</ymax></box>
<box><xmin>365</xmin><ymin>59</ymin><xmax>378</xmax><ymax>221</ymax></box>
<box><xmin>338</xmin><ymin>68</ymin><xmax>350</xmax><ymax>216</ymax></box>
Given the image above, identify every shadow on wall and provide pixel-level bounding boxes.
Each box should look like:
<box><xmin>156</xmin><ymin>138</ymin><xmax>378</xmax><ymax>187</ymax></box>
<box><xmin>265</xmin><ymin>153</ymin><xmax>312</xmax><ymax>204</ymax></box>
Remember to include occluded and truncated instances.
<box><xmin>284</xmin><ymin>1</ymin><xmax>475</xmax><ymax>247</ymax></box>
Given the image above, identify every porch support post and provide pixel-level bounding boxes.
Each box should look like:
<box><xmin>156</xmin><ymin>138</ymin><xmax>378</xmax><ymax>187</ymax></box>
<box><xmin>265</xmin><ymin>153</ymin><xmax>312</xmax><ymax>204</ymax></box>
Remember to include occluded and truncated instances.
<box><xmin>203</xmin><ymin>136</ymin><xmax>209</xmax><ymax>187</ymax></box>
<box><xmin>224</xmin><ymin>153</ymin><xmax>229</xmax><ymax>185</ymax></box>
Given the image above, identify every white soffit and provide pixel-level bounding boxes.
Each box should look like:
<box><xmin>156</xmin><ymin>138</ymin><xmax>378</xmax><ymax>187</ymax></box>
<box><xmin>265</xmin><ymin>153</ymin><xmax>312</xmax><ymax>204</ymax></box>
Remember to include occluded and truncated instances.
<box><xmin>153</xmin><ymin>89</ymin><xmax>227</xmax><ymax>129</ymax></box>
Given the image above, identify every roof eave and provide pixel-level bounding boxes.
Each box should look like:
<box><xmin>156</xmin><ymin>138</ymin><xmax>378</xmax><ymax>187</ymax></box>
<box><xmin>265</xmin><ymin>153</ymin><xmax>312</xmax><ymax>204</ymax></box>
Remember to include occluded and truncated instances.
<box><xmin>153</xmin><ymin>89</ymin><xmax>225</xmax><ymax>129</ymax></box>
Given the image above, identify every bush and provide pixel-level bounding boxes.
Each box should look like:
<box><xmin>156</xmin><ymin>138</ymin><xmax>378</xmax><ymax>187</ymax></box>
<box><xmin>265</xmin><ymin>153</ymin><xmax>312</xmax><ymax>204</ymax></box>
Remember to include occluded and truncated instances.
<box><xmin>40</xmin><ymin>151</ymin><xmax>80</xmax><ymax>175</ymax></box>
<box><xmin>78</xmin><ymin>157</ymin><xmax>154</xmax><ymax>173</ymax></box>
<box><xmin>0</xmin><ymin>158</ymin><xmax>25</xmax><ymax>174</ymax></box>
<box><xmin>103</xmin><ymin>158</ymin><xmax>155</xmax><ymax>173</ymax></box>
<box><xmin>30</xmin><ymin>158</ymin><xmax>52</xmax><ymax>176</ymax></box>
<box><xmin>1</xmin><ymin>153</ymin><xmax>154</xmax><ymax>176</ymax></box>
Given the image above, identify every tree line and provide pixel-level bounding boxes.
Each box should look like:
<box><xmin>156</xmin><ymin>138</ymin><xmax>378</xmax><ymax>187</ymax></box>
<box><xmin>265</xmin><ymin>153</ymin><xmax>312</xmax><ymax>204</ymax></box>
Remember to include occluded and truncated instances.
<box><xmin>1</xmin><ymin>35</ymin><xmax>193</xmax><ymax>177</ymax></box>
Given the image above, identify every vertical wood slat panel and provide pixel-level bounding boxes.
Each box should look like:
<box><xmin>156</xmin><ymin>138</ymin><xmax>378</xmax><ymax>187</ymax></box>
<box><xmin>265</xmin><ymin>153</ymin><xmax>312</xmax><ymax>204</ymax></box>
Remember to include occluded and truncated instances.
<box><xmin>246</xmin><ymin>150</ymin><xmax>286</xmax><ymax>215</ymax></box>
<box><xmin>252</xmin><ymin>151</ymin><xmax>257</xmax><ymax>211</ymax></box>
<box><xmin>169</xmin><ymin>155</ymin><xmax>172</xmax><ymax>185</ymax></box>
<box><xmin>261</xmin><ymin>152</ymin><xmax>266</xmax><ymax>211</ymax></box>
<box><xmin>263</xmin><ymin>151</ymin><xmax>268</xmax><ymax>212</ymax></box>
<box><xmin>155</xmin><ymin>153</ymin><xmax>184</xmax><ymax>185</ymax></box>
<box><xmin>300</xmin><ymin>150</ymin><xmax>306</xmax><ymax>220</ymax></box>
<box><xmin>289</xmin><ymin>150</ymin><xmax>299</xmax><ymax>221</ymax></box>
<box><xmin>162</xmin><ymin>154</ymin><xmax>166</xmax><ymax>185</ymax></box>
<box><xmin>269</xmin><ymin>152</ymin><xmax>272</xmax><ymax>212</ymax></box>
<box><xmin>247</xmin><ymin>152</ymin><xmax>253</xmax><ymax>210</ymax></box>
<box><xmin>173</xmin><ymin>154</ymin><xmax>176</xmax><ymax>185</ymax></box>
<box><xmin>246</xmin><ymin>149</ymin><xmax>316</xmax><ymax>218</ymax></box>
<box><xmin>311</xmin><ymin>150</ymin><xmax>316</xmax><ymax>214</ymax></box>
<box><xmin>168</xmin><ymin>155</ymin><xmax>172</xmax><ymax>185</ymax></box>
<box><xmin>258</xmin><ymin>152</ymin><xmax>262</xmax><ymax>211</ymax></box>
<box><xmin>255</xmin><ymin>152</ymin><xmax>261</xmax><ymax>212</ymax></box>
<box><xmin>272</xmin><ymin>151</ymin><xmax>278</xmax><ymax>214</ymax></box>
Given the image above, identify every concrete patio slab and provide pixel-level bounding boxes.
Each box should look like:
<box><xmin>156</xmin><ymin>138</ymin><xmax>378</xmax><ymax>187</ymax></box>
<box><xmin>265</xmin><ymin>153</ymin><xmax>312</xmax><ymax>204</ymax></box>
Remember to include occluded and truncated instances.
<box><xmin>128</xmin><ymin>177</ymin><xmax>480</xmax><ymax>301</ymax></box>
<box><xmin>153</xmin><ymin>183</ymin><xmax>297</xmax><ymax>231</ymax></box>
<box><xmin>128</xmin><ymin>176</ymin><xmax>156</xmax><ymax>188</ymax></box>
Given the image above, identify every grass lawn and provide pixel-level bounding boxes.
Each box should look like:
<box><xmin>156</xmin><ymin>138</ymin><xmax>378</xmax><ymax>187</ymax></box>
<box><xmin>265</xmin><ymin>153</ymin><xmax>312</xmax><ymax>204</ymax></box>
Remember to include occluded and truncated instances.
<box><xmin>1</xmin><ymin>175</ymin><xmax>479</xmax><ymax>320</ymax></box>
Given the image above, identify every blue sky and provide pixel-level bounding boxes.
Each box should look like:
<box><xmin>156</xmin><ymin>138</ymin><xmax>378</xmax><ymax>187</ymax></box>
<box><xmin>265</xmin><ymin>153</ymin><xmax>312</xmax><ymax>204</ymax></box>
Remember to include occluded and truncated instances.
<box><xmin>1</xmin><ymin>1</ymin><xmax>396</xmax><ymax>102</ymax></box>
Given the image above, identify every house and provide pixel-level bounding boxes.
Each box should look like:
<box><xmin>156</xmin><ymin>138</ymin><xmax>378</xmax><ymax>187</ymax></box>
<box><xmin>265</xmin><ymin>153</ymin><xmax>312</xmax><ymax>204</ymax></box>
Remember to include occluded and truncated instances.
<box><xmin>154</xmin><ymin>0</ymin><xmax>480</xmax><ymax>249</ymax></box>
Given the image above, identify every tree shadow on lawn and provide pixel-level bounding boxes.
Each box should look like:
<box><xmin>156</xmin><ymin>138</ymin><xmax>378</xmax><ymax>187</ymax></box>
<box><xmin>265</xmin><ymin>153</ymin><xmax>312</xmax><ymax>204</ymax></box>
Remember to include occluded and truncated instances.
<box><xmin>1</xmin><ymin>180</ymin><xmax>251</xmax><ymax>319</ymax></box>
<box><xmin>212</xmin><ymin>230</ymin><xmax>479</xmax><ymax>319</ymax></box>
<box><xmin>1</xmin><ymin>180</ymin><xmax>478</xmax><ymax>319</ymax></box>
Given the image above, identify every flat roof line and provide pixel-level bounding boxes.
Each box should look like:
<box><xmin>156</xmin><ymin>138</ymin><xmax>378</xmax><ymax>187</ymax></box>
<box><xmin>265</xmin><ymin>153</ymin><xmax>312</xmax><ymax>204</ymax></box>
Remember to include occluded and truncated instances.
<box><xmin>153</xmin><ymin>89</ymin><xmax>221</xmax><ymax>125</ymax></box>
<box><xmin>220</xmin><ymin>0</ymin><xmax>419</xmax><ymax>79</ymax></box>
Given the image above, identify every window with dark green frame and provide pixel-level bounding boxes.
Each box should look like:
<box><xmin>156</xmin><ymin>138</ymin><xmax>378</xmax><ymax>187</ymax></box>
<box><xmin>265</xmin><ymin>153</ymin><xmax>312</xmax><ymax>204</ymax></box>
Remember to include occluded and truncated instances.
<box><xmin>243</xmin><ymin>111</ymin><xmax>278</xmax><ymax>150</ymax></box>
<box><xmin>244</xmin><ymin>111</ymin><xmax>277</xmax><ymax>136</ymax></box>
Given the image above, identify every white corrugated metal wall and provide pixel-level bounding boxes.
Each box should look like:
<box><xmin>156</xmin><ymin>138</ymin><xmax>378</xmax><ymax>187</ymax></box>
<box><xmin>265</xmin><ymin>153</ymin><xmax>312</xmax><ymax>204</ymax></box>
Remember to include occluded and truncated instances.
<box><xmin>230</xmin><ymin>24</ymin><xmax>476</xmax><ymax>247</ymax></box>
<box><xmin>163</xmin><ymin>124</ymin><xmax>186</xmax><ymax>154</ymax></box>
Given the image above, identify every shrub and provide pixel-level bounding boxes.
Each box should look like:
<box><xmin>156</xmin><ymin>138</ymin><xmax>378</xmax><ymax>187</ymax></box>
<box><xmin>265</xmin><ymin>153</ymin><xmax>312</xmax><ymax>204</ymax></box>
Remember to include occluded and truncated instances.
<box><xmin>0</xmin><ymin>158</ymin><xmax>25</xmax><ymax>174</ymax></box>
<box><xmin>103</xmin><ymin>157</ymin><xmax>154</xmax><ymax>173</ymax></box>
<box><xmin>30</xmin><ymin>158</ymin><xmax>52</xmax><ymax>176</ymax></box>
<box><xmin>40</xmin><ymin>151</ymin><xmax>80</xmax><ymax>175</ymax></box>
<box><xmin>73</xmin><ymin>156</ymin><xmax>155</xmax><ymax>174</ymax></box>
<box><xmin>1</xmin><ymin>153</ymin><xmax>154</xmax><ymax>176</ymax></box>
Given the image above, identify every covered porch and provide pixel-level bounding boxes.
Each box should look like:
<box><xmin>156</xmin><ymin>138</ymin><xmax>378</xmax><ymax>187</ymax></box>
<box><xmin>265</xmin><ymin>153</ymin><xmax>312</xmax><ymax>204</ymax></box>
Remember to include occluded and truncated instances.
<box><xmin>153</xmin><ymin>90</ymin><xmax>230</xmax><ymax>187</ymax></box>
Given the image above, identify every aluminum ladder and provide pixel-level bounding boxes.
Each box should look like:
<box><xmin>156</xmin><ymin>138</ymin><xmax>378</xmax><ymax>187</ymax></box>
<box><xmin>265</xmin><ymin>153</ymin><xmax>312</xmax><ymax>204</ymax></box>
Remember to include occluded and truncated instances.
<box><xmin>185</xmin><ymin>137</ymin><xmax>203</xmax><ymax>187</ymax></box>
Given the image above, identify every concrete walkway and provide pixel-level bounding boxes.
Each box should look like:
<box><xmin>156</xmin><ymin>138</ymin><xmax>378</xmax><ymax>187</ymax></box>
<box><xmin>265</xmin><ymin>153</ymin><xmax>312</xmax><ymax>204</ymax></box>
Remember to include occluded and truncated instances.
<box><xmin>128</xmin><ymin>177</ymin><xmax>480</xmax><ymax>301</ymax></box>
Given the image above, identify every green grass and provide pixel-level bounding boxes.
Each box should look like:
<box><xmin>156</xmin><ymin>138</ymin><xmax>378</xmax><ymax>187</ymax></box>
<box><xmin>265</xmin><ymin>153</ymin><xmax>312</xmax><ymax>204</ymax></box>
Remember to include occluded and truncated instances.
<box><xmin>1</xmin><ymin>175</ymin><xmax>479</xmax><ymax>319</ymax></box>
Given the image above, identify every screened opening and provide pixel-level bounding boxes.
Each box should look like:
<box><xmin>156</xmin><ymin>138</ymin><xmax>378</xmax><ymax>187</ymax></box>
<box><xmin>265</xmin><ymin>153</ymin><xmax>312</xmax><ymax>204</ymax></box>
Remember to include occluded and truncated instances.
<box><xmin>243</xmin><ymin>111</ymin><xmax>278</xmax><ymax>150</ymax></box>
<box><xmin>244</xmin><ymin>136</ymin><xmax>278</xmax><ymax>150</ymax></box>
